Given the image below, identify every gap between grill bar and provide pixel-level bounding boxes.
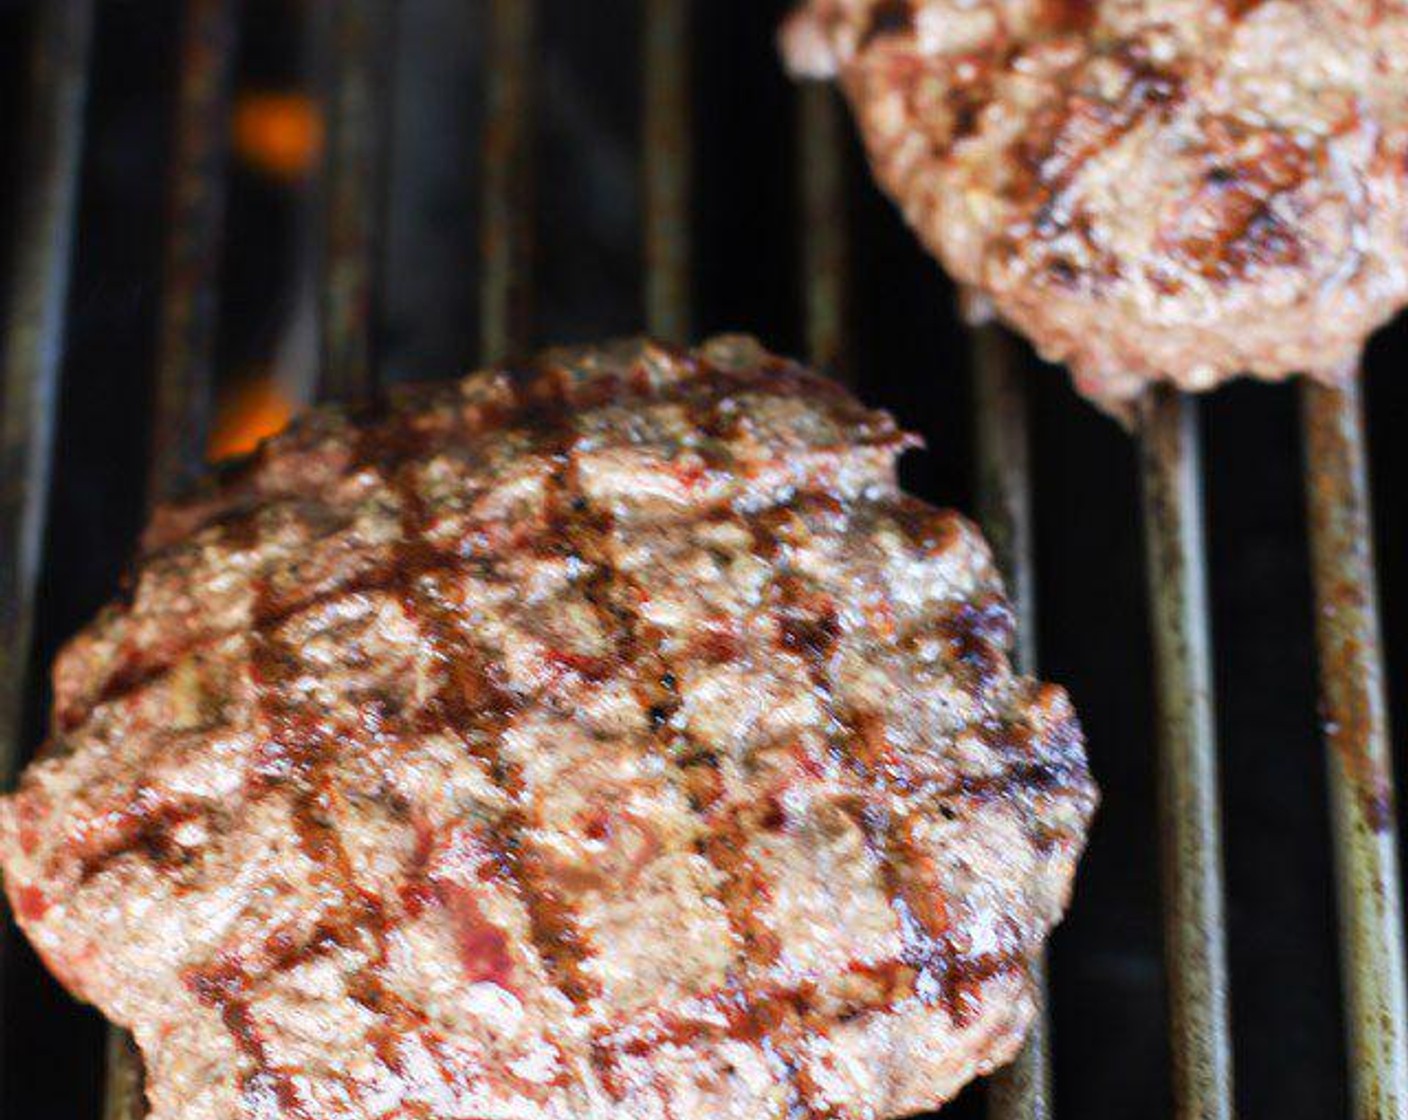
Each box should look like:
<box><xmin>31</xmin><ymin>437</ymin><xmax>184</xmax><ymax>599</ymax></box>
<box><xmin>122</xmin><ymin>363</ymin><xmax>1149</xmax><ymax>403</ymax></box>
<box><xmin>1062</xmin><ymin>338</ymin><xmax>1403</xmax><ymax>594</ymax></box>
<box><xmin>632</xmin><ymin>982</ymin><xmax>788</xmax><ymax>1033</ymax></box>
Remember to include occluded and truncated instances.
<box><xmin>101</xmin><ymin>4</ymin><xmax>242</xmax><ymax>1117</ymax></box>
<box><xmin>1300</xmin><ymin>379</ymin><xmax>1408</xmax><ymax>1120</ymax></box>
<box><xmin>319</xmin><ymin>0</ymin><xmax>394</xmax><ymax>404</ymax></box>
<box><xmin>643</xmin><ymin>0</ymin><xmax>691</xmax><ymax>344</ymax></box>
<box><xmin>973</xmin><ymin>325</ymin><xmax>1051</xmax><ymax>1120</ymax></box>
<box><xmin>0</xmin><ymin>4</ymin><xmax>95</xmax><ymax>1106</ymax></box>
<box><xmin>481</xmin><ymin>0</ymin><xmax>537</xmax><ymax>364</ymax></box>
<box><xmin>1138</xmin><ymin>388</ymin><xmax>1235</xmax><ymax>1120</ymax></box>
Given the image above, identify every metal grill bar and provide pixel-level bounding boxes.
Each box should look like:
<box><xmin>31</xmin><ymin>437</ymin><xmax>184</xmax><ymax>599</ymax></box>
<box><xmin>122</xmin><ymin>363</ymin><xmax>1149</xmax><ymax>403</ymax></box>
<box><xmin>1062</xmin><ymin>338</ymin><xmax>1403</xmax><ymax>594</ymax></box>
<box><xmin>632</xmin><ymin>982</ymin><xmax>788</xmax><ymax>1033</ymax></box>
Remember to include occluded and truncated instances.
<box><xmin>973</xmin><ymin>325</ymin><xmax>1050</xmax><ymax>1120</ymax></box>
<box><xmin>1301</xmin><ymin>379</ymin><xmax>1408</xmax><ymax>1120</ymax></box>
<box><xmin>0</xmin><ymin>5</ymin><xmax>95</xmax><ymax>1108</ymax></box>
<box><xmin>0</xmin><ymin>0</ymin><xmax>95</xmax><ymax>794</ymax></box>
<box><xmin>481</xmin><ymin>0</ymin><xmax>536</xmax><ymax>363</ymax></box>
<box><xmin>146</xmin><ymin>0</ymin><xmax>240</xmax><ymax>513</ymax></box>
<box><xmin>643</xmin><ymin>0</ymin><xmax>691</xmax><ymax>344</ymax></box>
<box><xmin>973</xmin><ymin>329</ymin><xmax>1035</xmax><ymax>679</ymax></box>
<box><xmin>797</xmin><ymin>85</ymin><xmax>848</xmax><ymax>385</ymax></box>
<box><xmin>1139</xmin><ymin>389</ymin><xmax>1235</xmax><ymax>1120</ymax></box>
<box><xmin>101</xmin><ymin>4</ymin><xmax>241</xmax><ymax>1117</ymax></box>
<box><xmin>319</xmin><ymin>0</ymin><xmax>393</xmax><ymax>403</ymax></box>
<box><xmin>102</xmin><ymin>1031</ymin><xmax>144</xmax><ymax>1120</ymax></box>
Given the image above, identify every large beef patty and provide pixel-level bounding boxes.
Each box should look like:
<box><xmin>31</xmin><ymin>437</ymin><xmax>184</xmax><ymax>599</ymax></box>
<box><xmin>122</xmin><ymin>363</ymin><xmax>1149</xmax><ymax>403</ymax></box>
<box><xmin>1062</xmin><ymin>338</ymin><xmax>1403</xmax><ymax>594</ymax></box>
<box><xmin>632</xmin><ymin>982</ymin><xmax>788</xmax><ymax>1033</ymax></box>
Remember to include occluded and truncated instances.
<box><xmin>0</xmin><ymin>337</ymin><xmax>1095</xmax><ymax>1120</ymax></box>
<box><xmin>782</xmin><ymin>0</ymin><xmax>1408</xmax><ymax>414</ymax></box>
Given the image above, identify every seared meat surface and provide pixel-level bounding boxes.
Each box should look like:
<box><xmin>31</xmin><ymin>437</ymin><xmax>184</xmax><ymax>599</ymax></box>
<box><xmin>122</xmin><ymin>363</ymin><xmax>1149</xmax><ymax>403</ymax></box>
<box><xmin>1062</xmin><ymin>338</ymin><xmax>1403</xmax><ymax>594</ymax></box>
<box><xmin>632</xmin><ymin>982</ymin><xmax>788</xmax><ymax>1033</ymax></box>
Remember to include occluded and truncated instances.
<box><xmin>1</xmin><ymin>337</ymin><xmax>1095</xmax><ymax>1120</ymax></box>
<box><xmin>782</xmin><ymin>0</ymin><xmax>1408</xmax><ymax>412</ymax></box>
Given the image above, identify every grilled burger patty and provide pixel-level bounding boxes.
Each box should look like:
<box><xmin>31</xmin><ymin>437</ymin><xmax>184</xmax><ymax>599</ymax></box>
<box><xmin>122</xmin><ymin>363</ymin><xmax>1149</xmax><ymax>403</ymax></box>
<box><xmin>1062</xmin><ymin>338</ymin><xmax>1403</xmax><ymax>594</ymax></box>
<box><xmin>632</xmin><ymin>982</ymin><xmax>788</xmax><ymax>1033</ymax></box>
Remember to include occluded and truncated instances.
<box><xmin>0</xmin><ymin>337</ymin><xmax>1095</xmax><ymax>1120</ymax></box>
<box><xmin>782</xmin><ymin>0</ymin><xmax>1408</xmax><ymax>412</ymax></box>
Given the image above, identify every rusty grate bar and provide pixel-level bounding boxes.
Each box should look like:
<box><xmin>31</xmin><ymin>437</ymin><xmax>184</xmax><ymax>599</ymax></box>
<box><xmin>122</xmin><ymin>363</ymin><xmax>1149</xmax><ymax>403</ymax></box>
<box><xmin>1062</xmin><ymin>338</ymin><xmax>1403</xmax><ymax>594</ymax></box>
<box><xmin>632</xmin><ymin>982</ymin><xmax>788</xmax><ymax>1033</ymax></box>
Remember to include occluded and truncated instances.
<box><xmin>1301</xmin><ymin>379</ymin><xmax>1408</xmax><ymax>1119</ymax></box>
<box><xmin>101</xmin><ymin>1031</ymin><xmax>145</xmax><ymax>1120</ymax></box>
<box><xmin>1139</xmin><ymin>388</ymin><xmax>1235</xmax><ymax>1120</ymax></box>
<box><xmin>319</xmin><ymin>0</ymin><xmax>394</xmax><ymax>403</ymax></box>
<box><xmin>146</xmin><ymin>0</ymin><xmax>241</xmax><ymax>509</ymax></box>
<box><xmin>101</xmin><ymin>4</ymin><xmax>241</xmax><ymax>1117</ymax></box>
<box><xmin>798</xmin><ymin>85</ymin><xmax>848</xmax><ymax>385</ymax></box>
<box><xmin>643</xmin><ymin>0</ymin><xmax>692</xmax><ymax>343</ymax></box>
<box><xmin>973</xmin><ymin>325</ymin><xmax>1050</xmax><ymax>1120</ymax></box>
<box><xmin>481</xmin><ymin>0</ymin><xmax>537</xmax><ymax>363</ymax></box>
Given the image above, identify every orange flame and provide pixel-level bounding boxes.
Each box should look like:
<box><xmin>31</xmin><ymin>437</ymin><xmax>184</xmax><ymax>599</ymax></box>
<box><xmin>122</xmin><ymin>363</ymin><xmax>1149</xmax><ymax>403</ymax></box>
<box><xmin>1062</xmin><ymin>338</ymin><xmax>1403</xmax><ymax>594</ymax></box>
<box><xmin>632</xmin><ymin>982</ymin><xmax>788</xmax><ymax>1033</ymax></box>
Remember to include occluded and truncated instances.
<box><xmin>233</xmin><ymin>92</ymin><xmax>323</xmax><ymax>182</ymax></box>
<box><xmin>209</xmin><ymin>373</ymin><xmax>295</xmax><ymax>461</ymax></box>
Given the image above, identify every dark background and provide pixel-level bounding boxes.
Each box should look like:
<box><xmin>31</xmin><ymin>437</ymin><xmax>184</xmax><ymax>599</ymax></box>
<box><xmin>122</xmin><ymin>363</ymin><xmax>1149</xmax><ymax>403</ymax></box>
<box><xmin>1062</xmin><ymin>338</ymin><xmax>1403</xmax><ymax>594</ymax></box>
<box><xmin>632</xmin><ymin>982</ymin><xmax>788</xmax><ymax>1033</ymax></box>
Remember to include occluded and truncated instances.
<box><xmin>0</xmin><ymin>2</ymin><xmax>1405</xmax><ymax>1117</ymax></box>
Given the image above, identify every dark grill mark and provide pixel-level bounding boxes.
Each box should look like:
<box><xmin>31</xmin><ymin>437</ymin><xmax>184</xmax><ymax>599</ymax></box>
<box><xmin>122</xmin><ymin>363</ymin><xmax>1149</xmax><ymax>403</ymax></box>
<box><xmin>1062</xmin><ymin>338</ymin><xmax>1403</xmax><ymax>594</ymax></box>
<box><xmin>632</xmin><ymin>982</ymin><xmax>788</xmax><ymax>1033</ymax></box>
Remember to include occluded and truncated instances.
<box><xmin>1158</xmin><ymin>125</ymin><xmax>1311</xmax><ymax>281</ymax></box>
<box><xmin>945</xmin><ymin>63</ymin><xmax>999</xmax><ymax>150</ymax></box>
<box><xmin>851</xmin><ymin>805</ymin><xmax>1023</xmax><ymax>1025</ymax></box>
<box><xmin>951</xmin><ymin>760</ymin><xmax>1072</xmax><ymax>803</ymax></box>
<box><xmin>592</xmin><ymin>967</ymin><xmax>910</xmax><ymax>1069</ymax></box>
<box><xmin>936</xmin><ymin>593</ymin><xmax>1015</xmax><ymax>694</ymax></box>
<box><xmin>779</xmin><ymin>607</ymin><xmax>842</xmax><ymax>664</ymax></box>
<box><xmin>887</xmin><ymin>496</ymin><xmax>961</xmax><ymax>556</ymax></box>
<box><xmin>539</xmin><ymin>373</ymin><xmax>823</xmax><ymax>1112</ymax></box>
<box><xmin>245</xmin><ymin>614</ymin><xmax>472</xmax><ymax>1105</ymax></box>
<box><xmin>744</xmin><ymin>496</ymin><xmax>937</xmax><ymax>1114</ymax></box>
<box><xmin>75</xmin><ymin>788</ymin><xmax>206</xmax><ymax>881</ymax></box>
<box><xmin>79</xmin><ymin>657</ymin><xmax>179</xmax><ymax>732</ymax></box>
<box><xmin>383</xmin><ymin>374</ymin><xmax>604</xmax><ymax>1019</ymax></box>
<box><xmin>188</xmin><ymin>961</ymin><xmax>313</xmax><ymax>1118</ymax></box>
<box><xmin>1012</xmin><ymin>50</ymin><xmax>1184</xmax><ymax>249</ymax></box>
<box><xmin>700</xmin><ymin>811</ymin><xmax>785</xmax><ymax>965</ymax></box>
<box><xmin>764</xmin><ymin>530</ymin><xmax>895</xmax><ymax>784</ymax></box>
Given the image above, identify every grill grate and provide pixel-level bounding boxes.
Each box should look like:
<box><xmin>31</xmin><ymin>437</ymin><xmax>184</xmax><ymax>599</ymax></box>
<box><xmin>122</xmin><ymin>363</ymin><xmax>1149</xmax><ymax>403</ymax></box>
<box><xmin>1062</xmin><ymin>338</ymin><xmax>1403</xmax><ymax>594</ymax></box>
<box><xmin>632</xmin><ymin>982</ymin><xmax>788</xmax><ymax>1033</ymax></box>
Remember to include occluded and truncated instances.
<box><xmin>1139</xmin><ymin>389</ymin><xmax>1235</xmax><ymax>1120</ymax></box>
<box><xmin>1</xmin><ymin>4</ymin><xmax>1405</xmax><ymax>1119</ymax></box>
<box><xmin>1302</xmin><ymin>379</ymin><xmax>1408</xmax><ymax>1118</ymax></box>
